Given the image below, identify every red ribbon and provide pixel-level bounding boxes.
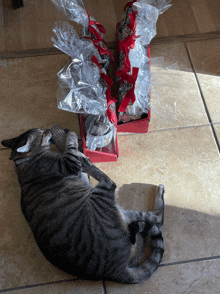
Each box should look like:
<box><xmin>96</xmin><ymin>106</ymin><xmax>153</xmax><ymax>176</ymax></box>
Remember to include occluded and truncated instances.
<box><xmin>91</xmin><ymin>55</ymin><xmax>117</xmax><ymax>125</ymax></box>
<box><xmin>85</xmin><ymin>9</ymin><xmax>106</xmax><ymax>39</ymax></box>
<box><xmin>84</xmin><ymin>37</ymin><xmax>114</xmax><ymax>60</ymax></box>
<box><xmin>85</xmin><ymin>36</ymin><xmax>107</xmax><ymax>46</ymax></box>
<box><xmin>84</xmin><ymin>11</ymin><xmax>117</xmax><ymax>124</ymax></box>
<box><xmin>122</xmin><ymin>55</ymin><xmax>131</xmax><ymax>73</ymax></box>
<box><xmin>116</xmin><ymin>67</ymin><xmax>139</xmax><ymax>112</ymax></box>
<box><xmin>118</xmin><ymin>11</ymin><xmax>139</xmax><ymax>73</ymax></box>
<box><xmin>116</xmin><ymin>3</ymin><xmax>140</xmax><ymax>112</ymax></box>
<box><xmin>119</xmin><ymin>34</ymin><xmax>136</xmax><ymax>53</ymax></box>
<box><xmin>119</xmin><ymin>34</ymin><xmax>137</xmax><ymax>73</ymax></box>
<box><xmin>124</xmin><ymin>0</ymin><xmax>137</xmax><ymax>10</ymax></box>
<box><xmin>128</xmin><ymin>10</ymin><xmax>138</xmax><ymax>31</ymax></box>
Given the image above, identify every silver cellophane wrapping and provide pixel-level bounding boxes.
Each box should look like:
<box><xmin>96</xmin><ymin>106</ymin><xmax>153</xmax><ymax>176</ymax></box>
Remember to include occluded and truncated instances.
<box><xmin>51</xmin><ymin>0</ymin><xmax>116</xmax><ymax>150</ymax></box>
<box><xmin>117</xmin><ymin>0</ymin><xmax>171</xmax><ymax>123</ymax></box>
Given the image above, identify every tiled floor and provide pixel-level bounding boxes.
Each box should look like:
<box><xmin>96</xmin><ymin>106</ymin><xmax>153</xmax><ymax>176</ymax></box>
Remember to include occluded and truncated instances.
<box><xmin>0</xmin><ymin>27</ymin><xmax>220</xmax><ymax>294</ymax></box>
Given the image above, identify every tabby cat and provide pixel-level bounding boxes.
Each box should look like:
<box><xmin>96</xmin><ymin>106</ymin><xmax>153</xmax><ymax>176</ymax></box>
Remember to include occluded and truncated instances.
<box><xmin>1</xmin><ymin>128</ymin><xmax>164</xmax><ymax>284</ymax></box>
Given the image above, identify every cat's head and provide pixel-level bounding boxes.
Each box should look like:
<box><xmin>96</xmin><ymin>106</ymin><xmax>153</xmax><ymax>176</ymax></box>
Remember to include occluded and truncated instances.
<box><xmin>1</xmin><ymin>128</ymin><xmax>52</xmax><ymax>161</ymax></box>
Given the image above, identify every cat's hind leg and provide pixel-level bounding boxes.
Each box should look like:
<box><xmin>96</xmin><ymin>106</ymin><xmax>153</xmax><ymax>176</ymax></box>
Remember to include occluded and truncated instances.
<box><xmin>154</xmin><ymin>184</ymin><xmax>165</xmax><ymax>229</ymax></box>
<box><xmin>117</xmin><ymin>185</ymin><xmax>165</xmax><ymax>269</ymax></box>
<box><xmin>119</xmin><ymin>184</ymin><xmax>165</xmax><ymax>234</ymax></box>
<box><xmin>122</xmin><ymin>222</ymin><xmax>164</xmax><ymax>284</ymax></box>
<box><xmin>82</xmin><ymin>156</ymin><xmax>116</xmax><ymax>192</ymax></box>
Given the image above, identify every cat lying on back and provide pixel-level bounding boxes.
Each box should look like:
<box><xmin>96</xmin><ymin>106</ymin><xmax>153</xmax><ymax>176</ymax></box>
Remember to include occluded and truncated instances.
<box><xmin>1</xmin><ymin>128</ymin><xmax>164</xmax><ymax>284</ymax></box>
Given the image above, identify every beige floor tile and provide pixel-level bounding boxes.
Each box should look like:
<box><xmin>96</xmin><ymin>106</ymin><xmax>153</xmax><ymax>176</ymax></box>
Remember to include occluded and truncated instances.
<box><xmin>96</xmin><ymin>126</ymin><xmax>220</xmax><ymax>215</ymax></box>
<box><xmin>6</xmin><ymin>280</ymin><xmax>104</xmax><ymax>294</ymax></box>
<box><xmin>161</xmin><ymin>205</ymin><xmax>220</xmax><ymax>264</ymax></box>
<box><xmin>186</xmin><ymin>39</ymin><xmax>220</xmax><ymax>76</ymax></box>
<box><xmin>186</xmin><ymin>39</ymin><xmax>220</xmax><ymax>123</ymax></box>
<box><xmin>0</xmin><ymin>55</ymin><xmax>80</xmax><ymax>141</ymax></box>
<box><xmin>106</xmin><ymin>259</ymin><xmax>220</xmax><ymax>294</ymax></box>
<box><xmin>151</xmin><ymin>43</ymin><xmax>193</xmax><ymax>72</ymax></box>
<box><xmin>94</xmin><ymin>126</ymin><xmax>220</xmax><ymax>263</ymax></box>
<box><xmin>146</xmin><ymin>43</ymin><xmax>209</xmax><ymax>131</ymax></box>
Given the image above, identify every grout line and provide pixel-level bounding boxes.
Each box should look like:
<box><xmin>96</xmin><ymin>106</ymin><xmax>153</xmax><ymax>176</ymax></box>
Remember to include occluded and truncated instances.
<box><xmin>151</xmin><ymin>31</ymin><xmax>220</xmax><ymax>45</ymax></box>
<box><xmin>0</xmin><ymin>256</ymin><xmax>218</xmax><ymax>293</ymax></box>
<box><xmin>148</xmin><ymin>123</ymin><xmax>214</xmax><ymax>133</ymax></box>
<box><xmin>116</xmin><ymin>123</ymin><xmax>216</xmax><ymax>137</ymax></box>
<box><xmin>0</xmin><ymin>32</ymin><xmax>220</xmax><ymax>60</ymax></box>
<box><xmin>0</xmin><ymin>48</ymin><xmax>64</xmax><ymax>60</ymax></box>
<box><xmin>0</xmin><ymin>278</ymin><xmax>78</xmax><ymax>293</ymax></box>
<box><xmin>103</xmin><ymin>280</ymin><xmax>107</xmax><ymax>294</ymax></box>
<box><xmin>0</xmin><ymin>42</ymin><xmax>116</xmax><ymax>60</ymax></box>
<box><xmin>148</xmin><ymin>122</ymin><xmax>220</xmax><ymax>133</ymax></box>
<box><xmin>184</xmin><ymin>42</ymin><xmax>220</xmax><ymax>153</ymax></box>
<box><xmin>160</xmin><ymin>255</ymin><xmax>220</xmax><ymax>268</ymax></box>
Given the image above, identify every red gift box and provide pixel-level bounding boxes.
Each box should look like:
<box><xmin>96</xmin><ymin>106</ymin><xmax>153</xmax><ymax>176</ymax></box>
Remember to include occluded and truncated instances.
<box><xmin>117</xmin><ymin>45</ymin><xmax>151</xmax><ymax>133</ymax></box>
<box><xmin>79</xmin><ymin>115</ymin><xmax>119</xmax><ymax>163</ymax></box>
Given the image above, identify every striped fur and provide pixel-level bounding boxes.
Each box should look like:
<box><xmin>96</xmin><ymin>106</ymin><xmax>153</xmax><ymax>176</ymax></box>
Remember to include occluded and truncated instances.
<box><xmin>1</xmin><ymin>128</ymin><xmax>165</xmax><ymax>284</ymax></box>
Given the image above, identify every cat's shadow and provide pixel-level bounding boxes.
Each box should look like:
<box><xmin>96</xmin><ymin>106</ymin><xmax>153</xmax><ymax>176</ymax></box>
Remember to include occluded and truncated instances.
<box><xmin>116</xmin><ymin>183</ymin><xmax>158</xmax><ymax>212</ymax></box>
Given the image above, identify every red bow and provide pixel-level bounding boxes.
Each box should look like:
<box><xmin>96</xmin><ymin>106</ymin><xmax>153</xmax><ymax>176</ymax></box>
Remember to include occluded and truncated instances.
<box><xmin>84</xmin><ymin>37</ymin><xmax>114</xmax><ymax>60</ymax></box>
<box><xmin>91</xmin><ymin>55</ymin><xmax>117</xmax><ymax>125</ymax></box>
<box><xmin>128</xmin><ymin>10</ymin><xmax>138</xmax><ymax>31</ymax></box>
<box><xmin>85</xmin><ymin>9</ymin><xmax>106</xmax><ymax>39</ymax></box>
<box><xmin>119</xmin><ymin>34</ymin><xmax>137</xmax><ymax>72</ymax></box>
<box><xmin>118</xmin><ymin>10</ymin><xmax>140</xmax><ymax>73</ymax></box>
<box><xmin>119</xmin><ymin>34</ymin><xmax>136</xmax><ymax>53</ymax></box>
<box><xmin>116</xmin><ymin>67</ymin><xmax>139</xmax><ymax>112</ymax></box>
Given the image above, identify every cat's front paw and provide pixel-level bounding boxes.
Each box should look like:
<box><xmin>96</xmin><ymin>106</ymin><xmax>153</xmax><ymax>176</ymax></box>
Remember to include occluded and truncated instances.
<box><xmin>66</xmin><ymin>132</ymin><xmax>79</xmax><ymax>149</ymax></box>
<box><xmin>67</xmin><ymin>131</ymin><xmax>78</xmax><ymax>139</ymax></box>
<box><xmin>81</xmin><ymin>156</ymin><xmax>93</xmax><ymax>173</ymax></box>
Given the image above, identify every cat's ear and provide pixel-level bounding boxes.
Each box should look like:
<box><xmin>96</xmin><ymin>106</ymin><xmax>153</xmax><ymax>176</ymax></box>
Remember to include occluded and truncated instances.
<box><xmin>17</xmin><ymin>144</ymin><xmax>30</xmax><ymax>153</ymax></box>
<box><xmin>17</xmin><ymin>135</ymin><xmax>35</xmax><ymax>153</ymax></box>
<box><xmin>1</xmin><ymin>138</ymin><xmax>16</xmax><ymax>149</ymax></box>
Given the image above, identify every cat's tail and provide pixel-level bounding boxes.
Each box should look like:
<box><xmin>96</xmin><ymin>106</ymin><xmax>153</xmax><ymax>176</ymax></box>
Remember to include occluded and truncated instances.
<box><xmin>120</xmin><ymin>223</ymin><xmax>164</xmax><ymax>284</ymax></box>
<box><xmin>118</xmin><ymin>185</ymin><xmax>165</xmax><ymax>284</ymax></box>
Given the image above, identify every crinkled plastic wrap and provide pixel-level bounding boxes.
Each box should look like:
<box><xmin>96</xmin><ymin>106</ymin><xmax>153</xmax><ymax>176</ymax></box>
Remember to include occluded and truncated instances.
<box><xmin>133</xmin><ymin>0</ymin><xmax>171</xmax><ymax>46</ymax></box>
<box><xmin>117</xmin><ymin>0</ymin><xmax>171</xmax><ymax>123</ymax></box>
<box><xmin>140</xmin><ymin>0</ymin><xmax>172</xmax><ymax>14</ymax></box>
<box><xmin>51</xmin><ymin>0</ymin><xmax>110</xmax><ymax>69</ymax></box>
<box><xmin>52</xmin><ymin>21</ymin><xmax>101</xmax><ymax>61</ymax></box>
<box><xmin>51</xmin><ymin>0</ymin><xmax>88</xmax><ymax>26</ymax></box>
<box><xmin>84</xmin><ymin>114</ymin><xmax>116</xmax><ymax>151</ymax></box>
<box><xmin>52</xmin><ymin>21</ymin><xmax>107</xmax><ymax>115</ymax></box>
<box><xmin>51</xmin><ymin>0</ymin><xmax>116</xmax><ymax>150</ymax></box>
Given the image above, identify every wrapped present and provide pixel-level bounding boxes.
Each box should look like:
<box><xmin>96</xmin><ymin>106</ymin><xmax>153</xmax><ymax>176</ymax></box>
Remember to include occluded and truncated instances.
<box><xmin>116</xmin><ymin>0</ymin><xmax>171</xmax><ymax>126</ymax></box>
<box><xmin>51</xmin><ymin>0</ymin><xmax>117</xmax><ymax>153</ymax></box>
